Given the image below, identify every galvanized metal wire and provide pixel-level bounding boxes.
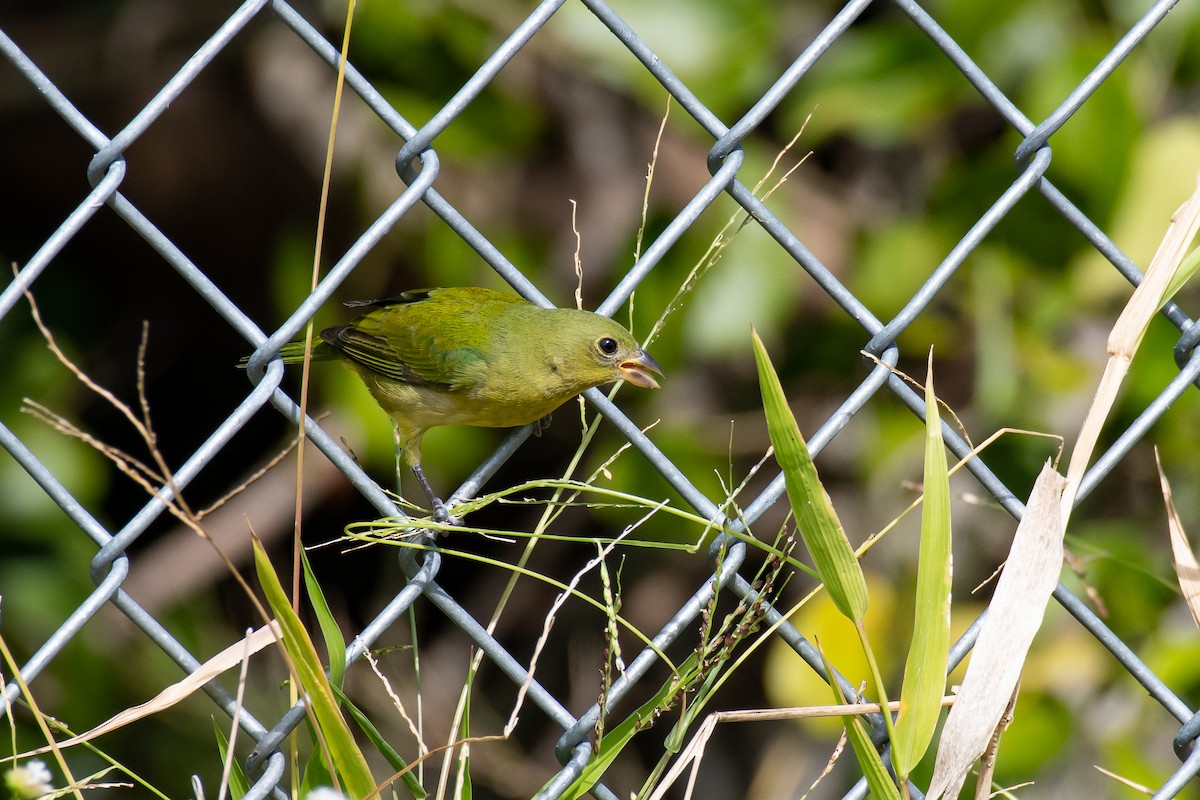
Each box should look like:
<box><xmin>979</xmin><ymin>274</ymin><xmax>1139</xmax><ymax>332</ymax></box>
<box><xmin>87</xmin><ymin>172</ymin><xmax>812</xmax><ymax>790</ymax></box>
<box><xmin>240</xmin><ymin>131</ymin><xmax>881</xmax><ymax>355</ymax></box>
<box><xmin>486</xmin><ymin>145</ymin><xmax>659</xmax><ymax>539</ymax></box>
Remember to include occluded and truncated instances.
<box><xmin>2</xmin><ymin>1</ymin><xmax>1197</xmax><ymax>798</ymax></box>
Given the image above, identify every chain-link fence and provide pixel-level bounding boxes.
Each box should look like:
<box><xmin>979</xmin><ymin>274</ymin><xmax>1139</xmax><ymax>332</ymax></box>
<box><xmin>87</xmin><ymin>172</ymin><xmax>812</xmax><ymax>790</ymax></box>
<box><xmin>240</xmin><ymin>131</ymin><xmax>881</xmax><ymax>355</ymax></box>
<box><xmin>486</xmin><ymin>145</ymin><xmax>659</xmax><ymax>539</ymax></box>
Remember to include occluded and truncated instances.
<box><xmin>3</xmin><ymin>0</ymin><xmax>1199</xmax><ymax>798</ymax></box>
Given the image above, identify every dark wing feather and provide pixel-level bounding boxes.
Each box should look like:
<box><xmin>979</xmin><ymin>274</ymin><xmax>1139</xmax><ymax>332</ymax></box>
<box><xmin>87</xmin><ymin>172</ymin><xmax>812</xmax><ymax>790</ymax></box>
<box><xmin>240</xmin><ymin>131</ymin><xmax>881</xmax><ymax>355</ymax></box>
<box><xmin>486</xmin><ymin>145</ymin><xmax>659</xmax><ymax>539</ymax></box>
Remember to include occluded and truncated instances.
<box><xmin>342</xmin><ymin>288</ymin><xmax>435</xmax><ymax>310</ymax></box>
<box><xmin>319</xmin><ymin>324</ymin><xmax>445</xmax><ymax>387</ymax></box>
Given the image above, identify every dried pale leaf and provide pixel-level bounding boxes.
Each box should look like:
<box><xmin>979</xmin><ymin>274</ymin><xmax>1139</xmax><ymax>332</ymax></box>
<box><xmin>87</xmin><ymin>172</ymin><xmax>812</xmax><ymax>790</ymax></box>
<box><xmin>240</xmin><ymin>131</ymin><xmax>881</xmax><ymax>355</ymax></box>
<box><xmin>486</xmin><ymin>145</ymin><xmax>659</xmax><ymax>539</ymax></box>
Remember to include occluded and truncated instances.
<box><xmin>1061</xmin><ymin>357</ymin><xmax>1130</xmax><ymax>527</ymax></box>
<box><xmin>926</xmin><ymin>462</ymin><xmax>1066</xmax><ymax>800</ymax></box>
<box><xmin>894</xmin><ymin>354</ymin><xmax>953</xmax><ymax>778</ymax></box>
<box><xmin>644</xmin><ymin>714</ymin><xmax>719</xmax><ymax>800</ymax></box>
<box><xmin>1157</xmin><ymin>453</ymin><xmax>1200</xmax><ymax>629</ymax></box>
<box><xmin>1064</xmin><ymin>173</ymin><xmax>1200</xmax><ymax>521</ymax></box>
<box><xmin>1110</xmin><ymin>172</ymin><xmax>1200</xmax><ymax>357</ymax></box>
<box><xmin>23</xmin><ymin>623</ymin><xmax>280</xmax><ymax>754</ymax></box>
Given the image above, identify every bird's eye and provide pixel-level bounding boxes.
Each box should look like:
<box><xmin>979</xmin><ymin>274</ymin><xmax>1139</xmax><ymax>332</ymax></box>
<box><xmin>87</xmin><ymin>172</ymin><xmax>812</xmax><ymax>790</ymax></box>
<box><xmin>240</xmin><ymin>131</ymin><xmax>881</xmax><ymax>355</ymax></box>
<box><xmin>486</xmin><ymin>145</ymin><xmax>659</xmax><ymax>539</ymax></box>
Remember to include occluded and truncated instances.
<box><xmin>597</xmin><ymin>337</ymin><xmax>619</xmax><ymax>356</ymax></box>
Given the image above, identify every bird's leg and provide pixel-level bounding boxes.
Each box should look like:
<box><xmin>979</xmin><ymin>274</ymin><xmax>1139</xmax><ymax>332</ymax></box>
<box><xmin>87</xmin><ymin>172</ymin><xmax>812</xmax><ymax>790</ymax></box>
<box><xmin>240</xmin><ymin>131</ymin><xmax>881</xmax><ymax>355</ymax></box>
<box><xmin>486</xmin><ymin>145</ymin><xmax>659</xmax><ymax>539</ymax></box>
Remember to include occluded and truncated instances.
<box><xmin>411</xmin><ymin>464</ymin><xmax>455</xmax><ymax>525</ymax></box>
<box><xmin>393</xmin><ymin>422</ymin><xmax>459</xmax><ymax>525</ymax></box>
<box><xmin>393</xmin><ymin>422</ymin><xmax>449</xmax><ymax>524</ymax></box>
<box><xmin>393</xmin><ymin>423</ymin><xmax>406</xmax><ymax>496</ymax></box>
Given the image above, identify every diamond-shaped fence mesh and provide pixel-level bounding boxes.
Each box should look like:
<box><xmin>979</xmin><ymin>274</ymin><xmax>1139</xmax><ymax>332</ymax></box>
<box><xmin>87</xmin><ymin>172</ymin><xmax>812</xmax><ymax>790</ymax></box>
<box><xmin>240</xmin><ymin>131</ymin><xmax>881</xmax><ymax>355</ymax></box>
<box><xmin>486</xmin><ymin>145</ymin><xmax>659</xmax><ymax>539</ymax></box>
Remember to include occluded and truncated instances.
<box><xmin>3</xmin><ymin>0</ymin><xmax>1200</xmax><ymax>798</ymax></box>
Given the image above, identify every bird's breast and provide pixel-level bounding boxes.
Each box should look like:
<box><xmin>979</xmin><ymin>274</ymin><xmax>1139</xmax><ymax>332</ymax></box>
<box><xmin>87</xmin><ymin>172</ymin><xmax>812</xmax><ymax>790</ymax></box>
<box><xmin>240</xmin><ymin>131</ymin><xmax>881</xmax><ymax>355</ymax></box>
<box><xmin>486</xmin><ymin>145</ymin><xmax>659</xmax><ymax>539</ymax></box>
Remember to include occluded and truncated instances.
<box><xmin>356</xmin><ymin>366</ymin><xmax>568</xmax><ymax>431</ymax></box>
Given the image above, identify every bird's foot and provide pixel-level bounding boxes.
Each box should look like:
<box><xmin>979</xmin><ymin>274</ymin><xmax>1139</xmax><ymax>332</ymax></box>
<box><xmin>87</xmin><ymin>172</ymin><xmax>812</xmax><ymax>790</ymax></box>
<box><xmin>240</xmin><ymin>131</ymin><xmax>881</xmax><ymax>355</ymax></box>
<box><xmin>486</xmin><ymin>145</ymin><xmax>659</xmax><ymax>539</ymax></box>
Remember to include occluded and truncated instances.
<box><xmin>411</xmin><ymin>464</ymin><xmax>462</xmax><ymax>531</ymax></box>
<box><xmin>430</xmin><ymin>498</ymin><xmax>462</xmax><ymax>528</ymax></box>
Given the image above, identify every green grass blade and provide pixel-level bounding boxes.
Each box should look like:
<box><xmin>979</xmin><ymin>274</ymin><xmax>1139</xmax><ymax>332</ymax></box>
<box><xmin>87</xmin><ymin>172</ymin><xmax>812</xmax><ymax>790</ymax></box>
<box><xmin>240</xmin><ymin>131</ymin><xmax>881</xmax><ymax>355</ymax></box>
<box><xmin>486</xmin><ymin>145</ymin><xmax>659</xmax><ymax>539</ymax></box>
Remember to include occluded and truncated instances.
<box><xmin>927</xmin><ymin>463</ymin><xmax>1066</xmax><ymax>799</ymax></box>
<box><xmin>213</xmin><ymin>720</ymin><xmax>250</xmax><ymax>800</ymax></box>
<box><xmin>893</xmin><ymin>354</ymin><xmax>953</xmax><ymax>778</ymax></box>
<box><xmin>752</xmin><ymin>327</ymin><xmax>868</xmax><ymax>622</ymax></box>
<box><xmin>252</xmin><ymin>538</ymin><xmax>376</xmax><ymax>799</ymax></box>
<box><xmin>301</xmin><ymin>548</ymin><xmax>347</xmax><ymax>692</ymax></box>
<box><xmin>455</xmin><ymin>685</ymin><xmax>473</xmax><ymax>800</ymax></box>
<box><xmin>820</xmin><ymin>643</ymin><xmax>901</xmax><ymax>799</ymax></box>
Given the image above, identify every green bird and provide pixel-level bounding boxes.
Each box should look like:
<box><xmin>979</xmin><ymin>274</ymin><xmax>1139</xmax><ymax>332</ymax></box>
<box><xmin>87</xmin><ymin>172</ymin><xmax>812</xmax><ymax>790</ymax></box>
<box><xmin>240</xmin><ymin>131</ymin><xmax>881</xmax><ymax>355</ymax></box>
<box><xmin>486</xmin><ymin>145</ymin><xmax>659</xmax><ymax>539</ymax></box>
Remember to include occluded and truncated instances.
<box><xmin>248</xmin><ymin>287</ymin><xmax>663</xmax><ymax>521</ymax></box>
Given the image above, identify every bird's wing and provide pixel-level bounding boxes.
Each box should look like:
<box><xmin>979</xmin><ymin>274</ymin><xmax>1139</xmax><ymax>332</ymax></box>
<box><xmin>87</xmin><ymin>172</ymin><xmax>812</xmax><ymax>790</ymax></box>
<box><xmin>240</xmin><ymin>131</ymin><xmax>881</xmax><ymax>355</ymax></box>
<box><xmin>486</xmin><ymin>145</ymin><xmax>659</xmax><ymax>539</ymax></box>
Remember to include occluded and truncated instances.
<box><xmin>323</xmin><ymin>288</ymin><xmax>527</xmax><ymax>390</ymax></box>
<box><xmin>319</xmin><ymin>325</ymin><xmax>447</xmax><ymax>386</ymax></box>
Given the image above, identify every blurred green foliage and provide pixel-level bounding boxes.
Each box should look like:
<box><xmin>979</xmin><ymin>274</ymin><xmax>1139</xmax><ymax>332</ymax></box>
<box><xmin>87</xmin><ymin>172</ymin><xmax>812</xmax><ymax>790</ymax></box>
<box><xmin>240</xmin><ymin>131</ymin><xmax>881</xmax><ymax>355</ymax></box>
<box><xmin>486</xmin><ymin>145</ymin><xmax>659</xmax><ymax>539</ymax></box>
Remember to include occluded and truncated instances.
<box><xmin>5</xmin><ymin>0</ymin><xmax>1200</xmax><ymax>796</ymax></box>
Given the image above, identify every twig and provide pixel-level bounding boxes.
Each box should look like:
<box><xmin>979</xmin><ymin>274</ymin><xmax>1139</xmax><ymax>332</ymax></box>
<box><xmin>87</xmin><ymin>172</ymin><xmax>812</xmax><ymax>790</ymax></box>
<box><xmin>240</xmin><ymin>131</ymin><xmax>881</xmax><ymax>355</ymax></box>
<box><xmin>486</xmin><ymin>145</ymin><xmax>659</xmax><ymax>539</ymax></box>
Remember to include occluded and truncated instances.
<box><xmin>974</xmin><ymin>679</ymin><xmax>1018</xmax><ymax>800</ymax></box>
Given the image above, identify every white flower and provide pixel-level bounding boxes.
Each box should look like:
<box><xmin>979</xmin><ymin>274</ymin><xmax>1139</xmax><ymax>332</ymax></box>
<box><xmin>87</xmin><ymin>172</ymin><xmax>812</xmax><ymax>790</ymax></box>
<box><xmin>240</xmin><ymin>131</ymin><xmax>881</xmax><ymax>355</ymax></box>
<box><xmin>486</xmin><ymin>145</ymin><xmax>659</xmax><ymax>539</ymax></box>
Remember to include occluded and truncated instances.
<box><xmin>304</xmin><ymin>788</ymin><xmax>349</xmax><ymax>800</ymax></box>
<box><xmin>5</xmin><ymin>760</ymin><xmax>55</xmax><ymax>799</ymax></box>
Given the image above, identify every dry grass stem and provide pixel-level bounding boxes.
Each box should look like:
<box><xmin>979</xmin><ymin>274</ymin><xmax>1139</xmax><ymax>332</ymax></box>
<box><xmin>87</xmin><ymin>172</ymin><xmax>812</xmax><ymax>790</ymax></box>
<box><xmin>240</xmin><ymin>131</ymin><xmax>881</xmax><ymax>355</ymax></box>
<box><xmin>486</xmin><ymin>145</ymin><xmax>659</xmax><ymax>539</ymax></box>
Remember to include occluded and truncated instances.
<box><xmin>647</xmin><ymin>697</ymin><xmax>955</xmax><ymax>800</ymax></box>
<box><xmin>571</xmin><ymin>197</ymin><xmax>584</xmax><ymax>310</ymax></box>
<box><xmin>1093</xmin><ymin>765</ymin><xmax>1154</xmax><ymax>794</ymax></box>
<box><xmin>504</xmin><ymin>515</ymin><xmax>648</xmax><ymax>736</ymax></box>
<box><xmin>216</xmin><ymin>629</ymin><xmax>256</xmax><ymax>800</ymax></box>
<box><xmin>362</xmin><ymin>644</ymin><xmax>427</xmax><ymax>756</ymax></box>
<box><xmin>805</xmin><ymin>730</ymin><xmax>849</xmax><ymax>798</ymax></box>
<box><xmin>634</xmin><ymin>95</ymin><xmax>671</xmax><ymax>263</ymax></box>
<box><xmin>644</xmin><ymin>116</ymin><xmax>813</xmax><ymax>348</ymax></box>
<box><xmin>198</xmin><ymin>423</ymin><xmax>315</xmax><ymax>519</ymax></box>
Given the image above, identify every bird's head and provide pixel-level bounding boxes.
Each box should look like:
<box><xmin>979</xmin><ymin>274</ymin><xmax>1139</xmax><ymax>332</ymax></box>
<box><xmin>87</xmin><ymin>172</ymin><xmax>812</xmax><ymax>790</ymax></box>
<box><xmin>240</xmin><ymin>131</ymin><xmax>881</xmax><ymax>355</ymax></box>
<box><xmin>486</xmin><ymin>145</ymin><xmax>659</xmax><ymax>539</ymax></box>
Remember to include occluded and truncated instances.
<box><xmin>550</xmin><ymin>310</ymin><xmax>664</xmax><ymax>393</ymax></box>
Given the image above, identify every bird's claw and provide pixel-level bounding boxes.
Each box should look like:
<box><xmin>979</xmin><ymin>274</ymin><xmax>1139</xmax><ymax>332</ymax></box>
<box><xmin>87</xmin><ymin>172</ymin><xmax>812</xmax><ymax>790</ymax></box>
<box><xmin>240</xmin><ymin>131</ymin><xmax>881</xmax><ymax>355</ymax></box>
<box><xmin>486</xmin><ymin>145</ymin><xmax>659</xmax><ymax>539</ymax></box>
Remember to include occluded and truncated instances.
<box><xmin>410</xmin><ymin>464</ymin><xmax>462</xmax><ymax>531</ymax></box>
<box><xmin>430</xmin><ymin>498</ymin><xmax>462</xmax><ymax>528</ymax></box>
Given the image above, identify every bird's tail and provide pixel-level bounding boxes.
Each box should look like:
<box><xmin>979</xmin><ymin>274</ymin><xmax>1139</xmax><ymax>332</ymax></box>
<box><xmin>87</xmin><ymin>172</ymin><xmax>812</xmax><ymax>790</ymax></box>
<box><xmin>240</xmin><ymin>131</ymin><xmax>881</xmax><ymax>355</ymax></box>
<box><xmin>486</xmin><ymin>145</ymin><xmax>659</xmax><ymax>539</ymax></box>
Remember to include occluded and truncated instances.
<box><xmin>237</xmin><ymin>339</ymin><xmax>338</xmax><ymax>369</ymax></box>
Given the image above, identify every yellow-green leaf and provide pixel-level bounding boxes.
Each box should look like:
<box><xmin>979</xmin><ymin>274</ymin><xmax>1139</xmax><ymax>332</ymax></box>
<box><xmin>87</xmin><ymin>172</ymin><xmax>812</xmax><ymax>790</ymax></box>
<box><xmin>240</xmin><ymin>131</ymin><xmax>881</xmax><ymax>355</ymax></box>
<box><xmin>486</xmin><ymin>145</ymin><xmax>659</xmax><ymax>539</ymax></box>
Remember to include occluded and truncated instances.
<box><xmin>253</xmin><ymin>538</ymin><xmax>376</xmax><ymax>799</ymax></box>
<box><xmin>893</xmin><ymin>353</ymin><xmax>953</xmax><ymax>778</ymax></box>
<box><xmin>752</xmin><ymin>326</ymin><xmax>868</xmax><ymax>621</ymax></box>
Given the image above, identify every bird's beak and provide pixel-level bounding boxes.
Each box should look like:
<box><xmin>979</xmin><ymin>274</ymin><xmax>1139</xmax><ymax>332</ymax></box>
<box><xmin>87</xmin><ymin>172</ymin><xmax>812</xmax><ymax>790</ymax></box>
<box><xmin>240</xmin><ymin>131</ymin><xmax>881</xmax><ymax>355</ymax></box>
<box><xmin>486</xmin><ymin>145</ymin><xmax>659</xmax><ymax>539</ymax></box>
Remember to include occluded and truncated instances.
<box><xmin>619</xmin><ymin>350</ymin><xmax>664</xmax><ymax>389</ymax></box>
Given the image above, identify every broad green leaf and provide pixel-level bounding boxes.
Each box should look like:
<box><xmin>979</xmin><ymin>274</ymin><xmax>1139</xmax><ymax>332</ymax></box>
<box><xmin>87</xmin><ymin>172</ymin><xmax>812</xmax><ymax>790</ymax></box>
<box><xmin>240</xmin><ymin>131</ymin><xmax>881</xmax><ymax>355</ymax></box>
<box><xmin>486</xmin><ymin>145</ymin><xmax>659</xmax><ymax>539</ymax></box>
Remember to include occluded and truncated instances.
<box><xmin>752</xmin><ymin>327</ymin><xmax>868</xmax><ymax>621</ymax></box>
<box><xmin>820</xmin><ymin>644</ymin><xmax>901</xmax><ymax>799</ymax></box>
<box><xmin>253</xmin><ymin>538</ymin><xmax>376</xmax><ymax>799</ymax></box>
<box><xmin>301</xmin><ymin>548</ymin><xmax>347</xmax><ymax>692</ymax></box>
<box><xmin>893</xmin><ymin>354</ymin><xmax>953</xmax><ymax>778</ymax></box>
